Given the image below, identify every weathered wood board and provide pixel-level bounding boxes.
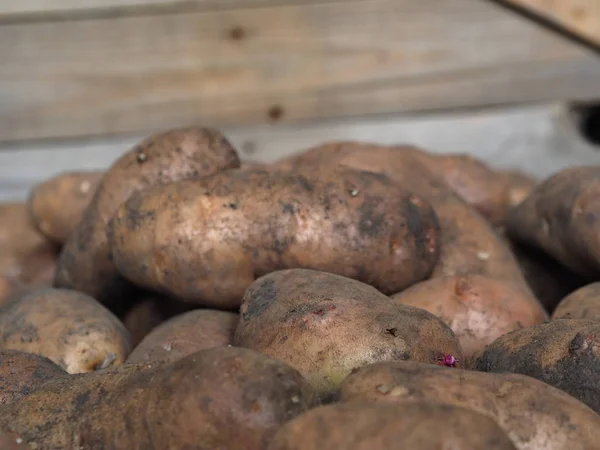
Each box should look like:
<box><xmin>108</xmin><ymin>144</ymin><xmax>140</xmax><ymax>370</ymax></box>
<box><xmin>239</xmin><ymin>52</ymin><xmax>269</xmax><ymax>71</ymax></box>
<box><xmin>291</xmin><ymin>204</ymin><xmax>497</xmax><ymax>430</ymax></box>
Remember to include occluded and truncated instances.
<box><xmin>0</xmin><ymin>0</ymin><xmax>599</xmax><ymax>142</ymax></box>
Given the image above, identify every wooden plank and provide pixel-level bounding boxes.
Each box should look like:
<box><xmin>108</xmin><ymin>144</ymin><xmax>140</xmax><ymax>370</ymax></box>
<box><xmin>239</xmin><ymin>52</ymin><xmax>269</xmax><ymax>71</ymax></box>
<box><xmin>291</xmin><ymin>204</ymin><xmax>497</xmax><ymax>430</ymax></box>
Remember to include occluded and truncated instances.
<box><xmin>1</xmin><ymin>0</ymin><xmax>600</xmax><ymax>143</ymax></box>
<box><xmin>505</xmin><ymin>0</ymin><xmax>600</xmax><ymax>46</ymax></box>
<box><xmin>1</xmin><ymin>103</ymin><xmax>598</xmax><ymax>201</ymax></box>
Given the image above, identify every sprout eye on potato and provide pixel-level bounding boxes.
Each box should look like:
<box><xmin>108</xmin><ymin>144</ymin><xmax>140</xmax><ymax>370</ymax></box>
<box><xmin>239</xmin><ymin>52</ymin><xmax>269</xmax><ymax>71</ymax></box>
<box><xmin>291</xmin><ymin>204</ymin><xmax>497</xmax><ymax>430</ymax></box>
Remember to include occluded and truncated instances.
<box><xmin>234</xmin><ymin>269</ymin><xmax>463</xmax><ymax>399</ymax></box>
<box><xmin>108</xmin><ymin>167</ymin><xmax>441</xmax><ymax>308</ymax></box>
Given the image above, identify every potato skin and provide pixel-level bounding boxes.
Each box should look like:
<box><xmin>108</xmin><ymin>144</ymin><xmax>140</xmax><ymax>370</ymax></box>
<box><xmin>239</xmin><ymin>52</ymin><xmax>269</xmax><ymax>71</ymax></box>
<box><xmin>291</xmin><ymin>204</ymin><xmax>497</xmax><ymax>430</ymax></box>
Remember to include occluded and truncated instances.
<box><xmin>391</xmin><ymin>274</ymin><xmax>548</xmax><ymax>360</ymax></box>
<box><xmin>276</xmin><ymin>142</ymin><xmax>532</xmax><ymax>290</ymax></box>
<box><xmin>126</xmin><ymin>309</ymin><xmax>238</xmax><ymax>364</ymax></box>
<box><xmin>27</xmin><ymin>170</ymin><xmax>103</xmax><ymax>245</ymax></box>
<box><xmin>552</xmin><ymin>282</ymin><xmax>600</xmax><ymax>320</ymax></box>
<box><xmin>109</xmin><ymin>167</ymin><xmax>440</xmax><ymax>307</ymax></box>
<box><xmin>507</xmin><ymin>166</ymin><xmax>600</xmax><ymax>276</ymax></box>
<box><xmin>54</xmin><ymin>128</ymin><xmax>240</xmax><ymax>304</ymax></box>
<box><xmin>0</xmin><ymin>288</ymin><xmax>131</xmax><ymax>373</ymax></box>
<box><xmin>475</xmin><ymin>319</ymin><xmax>600</xmax><ymax>413</ymax></box>
<box><xmin>0</xmin><ymin>347</ymin><xmax>319</xmax><ymax>450</ymax></box>
<box><xmin>0</xmin><ymin>350</ymin><xmax>66</xmax><ymax>406</ymax></box>
<box><xmin>268</xmin><ymin>401</ymin><xmax>517</xmax><ymax>450</ymax></box>
<box><xmin>234</xmin><ymin>269</ymin><xmax>463</xmax><ymax>398</ymax></box>
<box><xmin>340</xmin><ymin>361</ymin><xmax>600</xmax><ymax>450</ymax></box>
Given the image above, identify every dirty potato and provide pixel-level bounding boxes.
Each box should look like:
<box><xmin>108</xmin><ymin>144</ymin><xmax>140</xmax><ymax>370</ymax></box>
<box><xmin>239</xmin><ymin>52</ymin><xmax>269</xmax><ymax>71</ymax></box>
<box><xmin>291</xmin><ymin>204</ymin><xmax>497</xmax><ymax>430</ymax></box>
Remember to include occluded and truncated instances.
<box><xmin>552</xmin><ymin>282</ymin><xmax>600</xmax><ymax>320</ymax></box>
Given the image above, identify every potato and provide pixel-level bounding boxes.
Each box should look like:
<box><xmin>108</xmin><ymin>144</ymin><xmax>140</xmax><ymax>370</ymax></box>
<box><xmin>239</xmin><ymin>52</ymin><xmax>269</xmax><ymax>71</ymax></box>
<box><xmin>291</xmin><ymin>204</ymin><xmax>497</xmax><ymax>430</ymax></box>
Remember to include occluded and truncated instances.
<box><xmin>122</xmin><ymin>297</ymin><xmax>167</xmax><ymax>347</ymax></box>
<box><xmin>475</xmin><ymin>319</ymin><xmax>600</xmax><ymax>413</ymax></box>
<box><xmin>340</xmin><ymin>360</ymin><xmax>600</xmax><ymax>450</ymax></box>
<box><xmin>0</xmin><ymin>288</ymin><xmax>131</xmax><ymax>373</ymax></box>
<box><xmin>268</xmin><ymin>401</ymin><xmax>517</xmax><ymax>450</ymax></box>
<box><xmin>391</xmin><ymin>274</ymin><xmax>548</xmax><ymax>360</ymax></box>
<box><xmin>497</xmin><ymin>169</ymin><xmax>537</xmax><ymax>210</ymax></box>
<box><xmin>506</xmin><ymin>166</ymin><xmax>600</xmax><ymax>276</ymax></box>
<box><xmin>126</xmin><ymin>309</ymin><xmax>238</xmax><ymax>364</ymax></box>
<box><xmin>0</xmin><ymin>429</ymin><xmax>29</xmax><ymax>450</ymax></box>
<box><xmin>0</xmin><ymin>350</ymin><xmax>65</xmax><ymax>406</ymax></box>
<box><xmin>234</xmin><ymin>269</ymin><xmax>463</xmax><ymax>399</ymax></box>
<box><xmin>27</xmin><ymin>170</ymin><xmax>103</xmax><ymax>245</ymax></box>
<box><xmin>108</xmin><ymin>167</ymin><xmax>440</xmax><ymax>308</ymax></box>
<box><xmin>0</xmin><ymin>203</ymin><xmax>58</xmax><ymax>288</ymax></box>
<box><xmin>54</xmin><ymin>127</ymin><xmax>240</xmax><ymax>304</ymax></box>
<box><xmin>0</xmin><ymin>347</ymin><xmax>319</xmax><ymax>450</ymax></box>
<box><xmin>276</xmin><ymin>142</ymin><xmax>533</xmax><ymax>290</ymax></box>
<box><xmin>552</xmin><ymin>282</ymin><xmax>600</xmax><ymax>319</ymax></box>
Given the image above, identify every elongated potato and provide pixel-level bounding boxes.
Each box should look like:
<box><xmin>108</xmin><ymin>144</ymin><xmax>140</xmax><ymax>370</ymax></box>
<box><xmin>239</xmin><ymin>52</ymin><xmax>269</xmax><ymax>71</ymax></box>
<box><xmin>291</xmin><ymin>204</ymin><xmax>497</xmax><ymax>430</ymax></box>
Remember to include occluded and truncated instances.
<box><xmin>391</xmin><ymin>274</ymin><xmax>548</xmax><ymax>359</ymax></box>
<box><xmin>340</xmin><ymin>361</ymin><xmax>600</xmax><ymax>450</ymax></box>
<box><xmin>127</xmin><ymin>309</ymin><xmax>238</xmax><ymax>364</ymax></box>
<box><xmin>27</xmin><ymin>170</ymin><xmax>103</xmax><ymax>245</ymax></box>
<box><xmin>0</xmin><ymin>288</ymin><xmax>131</xmax><ymax>373</ymax></box>
<box><xmin>0</xmin><ymin>347</ymin><xmax>318</xmax><ymax>450</ymax></box>
<box><xmin>0</xmin><ymin>350</ymin><xmax>65</xmax><ymax>406</ymax></box>
<box><xmin>54</xmin><ymin>128</ymin><xmax>240</xmax><ymax>304</ymax></box>
<box><xmin>507</xmin><ymin>166</ymin><xmax>600</xmax><ymax>276</ymax></box>
<box><xmin>552</xmin><ymin>282</ymin><xmax>600</xmax><ymax>319</ymax></box>
<box><xmin>109</xmin><ymin>167</ymin><xmax>440</xmax><ymax>308</ymax></box>
<box><xmin>234</xmin><ymin>269</ymin><xmax>463</xmax><ymax>399</ymax></box>
<box><xmin>268</xmin><ymin>401</ymin><xmax>517</xmax><ymax>450</ymax></box>
<box><xmin>275</xmin><ymin>142</ymin><xmax>532</xmax><ymax>290</ymax></box>
<box><xmin>475</xmin><ymin>319</ymin><xmax>600</xmax><ymax>413</ymax></box>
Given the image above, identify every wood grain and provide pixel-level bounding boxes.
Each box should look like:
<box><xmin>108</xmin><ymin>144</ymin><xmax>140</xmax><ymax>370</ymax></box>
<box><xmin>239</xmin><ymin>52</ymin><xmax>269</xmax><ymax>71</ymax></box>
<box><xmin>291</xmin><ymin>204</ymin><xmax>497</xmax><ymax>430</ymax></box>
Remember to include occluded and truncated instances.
<box><xmin>505</xmin><ymin>0</ymin><xmax>600</xmax><ymax>46</ymax></box>
<box><xmin>1</xmin><ymin>0</ymin><xmax>600</xmax><ymax>142</ymax></box>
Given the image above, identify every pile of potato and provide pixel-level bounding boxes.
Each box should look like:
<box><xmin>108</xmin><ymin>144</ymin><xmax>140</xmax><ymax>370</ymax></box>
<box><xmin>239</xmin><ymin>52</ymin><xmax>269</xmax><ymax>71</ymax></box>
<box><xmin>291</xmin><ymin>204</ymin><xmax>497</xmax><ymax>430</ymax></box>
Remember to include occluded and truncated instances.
<box><xmin>2</xmin><ymin>127</ymin><xmax>600</xmax><ymax>449</ymax></box>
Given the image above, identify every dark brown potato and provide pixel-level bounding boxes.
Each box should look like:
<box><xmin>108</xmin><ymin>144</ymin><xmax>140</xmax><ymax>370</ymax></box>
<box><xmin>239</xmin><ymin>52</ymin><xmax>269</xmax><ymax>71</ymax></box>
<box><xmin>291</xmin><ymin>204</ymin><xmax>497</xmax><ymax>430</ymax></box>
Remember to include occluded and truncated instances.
<box><xmin>391</xmin><ymin>274</ymin><xmax>548</xmax><ymax>360</ymax></box>
<box><xmin>109</xmin><ymin>167</ymin><xmax>440</xmax><ymax>308</ymax></box>
<box><xmin>54</xmin><ymin>128</ymin><xmax>240</xmax><ymax>304</ymax></box>
<box><xmin>0</xmin><ymin>350</ymin><xmax>66</xmax><ymax>406</ymax></box>
<box><xmin>127</xmin><ymin>309</ymin><xmax>238</xmax><ymax>364</ymax></box>
<box><xmin>27</xmin><ymin>170</ymin><xmax>103</xmax><ymax>245</ymax></box>
<box><xmin>234</xmin><ymin>269</ymin><xmax>463</xmax><ymax>399</ymax></box>
<box><xmin>506</xmin><ymin>166</ymin><xmax>600</xmax><ymax>276</ymax></box>
<box><xmin>275</xmin><ymin>142</ymin><xmax>533</xmax><ymax>291</ymax></box>
<box><xmin>0</xmin><ymin>347</ymin><xmax>319</xmax><ymax>450</ymax></box>
<box><xmin>0</xmin><ymin>288</ymin><xmax>131</xmax><ymax>373</ymax></box>
<box><xmin>268</xmin><ymin>401</ymin><xmax>517</xmax><ymax>450</ymax></box>
<box><xmin>340</xmin><ymin>361</ymin><xmax>600</xmax><ymax>450</ymax></box>
<box><xmin>475</xmin><ymin>319</ymin><xmax>600</xmax><ymax>413</ymax></box>
<box><xmin>552</xmin><ymin>282</ymin><xmax>600</xmax><ymax>319</ymax></box>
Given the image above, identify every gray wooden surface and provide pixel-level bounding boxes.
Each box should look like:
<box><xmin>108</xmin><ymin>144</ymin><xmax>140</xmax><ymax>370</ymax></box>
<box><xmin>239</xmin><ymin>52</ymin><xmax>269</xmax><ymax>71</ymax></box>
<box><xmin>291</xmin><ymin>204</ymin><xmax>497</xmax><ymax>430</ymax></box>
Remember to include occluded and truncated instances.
<box><xmin>1</xmin><ymin>103</ymin><xmax>598</xmax><ymax>202</ymax></box>
<box><xmin>1</xmin><ymin>0</ymin><xmax>600</xmax><ymax>142</ymax></box>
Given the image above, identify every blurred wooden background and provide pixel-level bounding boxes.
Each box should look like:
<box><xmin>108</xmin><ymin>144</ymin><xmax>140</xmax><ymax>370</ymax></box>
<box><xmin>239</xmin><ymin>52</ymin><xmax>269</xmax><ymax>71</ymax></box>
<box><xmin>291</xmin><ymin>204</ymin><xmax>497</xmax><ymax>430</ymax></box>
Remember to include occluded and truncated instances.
<box><xmin>0</xmin><ymin>0</ymin><xmax>599</xmax><ymax>200</ymax></box>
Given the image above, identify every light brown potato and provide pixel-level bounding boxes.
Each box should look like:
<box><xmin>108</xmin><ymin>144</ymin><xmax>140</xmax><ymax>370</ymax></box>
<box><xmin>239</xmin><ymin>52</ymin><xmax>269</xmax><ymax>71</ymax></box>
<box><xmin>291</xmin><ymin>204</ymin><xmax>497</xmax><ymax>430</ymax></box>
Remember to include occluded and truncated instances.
<box><xmin>234</xmin><ymin>269</ymin><xmax>463</xmax><ymax>399</ymax></box>
<box><xmin>275</xmin><ymin>142</ymin><xmax>533</xmax><ymax>291</ymax></box>
<box><xmin>552</xmin><ymin>282</ymin><xmax>600</xmax><ymax>319</ymax></box>
<box><xmin>127</xmin><ymin>309</ymin><xmax>238</xmax><ymax>364</ymax></box>
<box><xmin>340</xmin><ymin>360</ymin><xmax>600</xmax><ymax>450</ymax></box>
<box><xmin>268</xmin><ymin>401</ymin><xmax>517</xmax><ymax>450</ymax></box>
<box><xmin>54</xmin><ymin>128</ymin><xmax>240</xmax><ymax>305</ymax></box>
<box><xmin>108</xmin><ymin>167</ymin><xmax>440</xmax><ymax>308</ymax></box>
<box><xmin>0</xmin><ymin>350</ymin><xmax>65</xmax><ymax>406</ymax></box>
<box><xmin>391</xmin><ymin>274</ymin><xmax>548</xmax><ymax>360</ymax></box>
<box><xmin>507</xmin><ymin>166</ymin><xmax>600</xmax><ymax>276</ymax></box>
<box><xmin>0</xmin><ymin>288</ymin><xmax>131</xmax><ymax>373</ymax></box>
<box><xmin>27</xmin><ymin>170</ymin><xmax>103</xmax><ymax>245</ymax></box>
<box><xmin>0</xmin><ymin>347</ymin><xmax>319</xmax><ymax>450</ymax></box>
<box><xmin>475</xmin><ymin>319</ymin><xmax>600</xmax><ymax>414</ymax></box>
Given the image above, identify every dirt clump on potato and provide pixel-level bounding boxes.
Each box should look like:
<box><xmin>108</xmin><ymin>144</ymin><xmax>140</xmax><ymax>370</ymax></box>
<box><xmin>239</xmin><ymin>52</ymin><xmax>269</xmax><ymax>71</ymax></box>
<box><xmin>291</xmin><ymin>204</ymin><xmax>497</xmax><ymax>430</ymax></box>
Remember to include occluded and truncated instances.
<box><xmin>54</xmin><ymin>127</ymin><xmax>240</xmax><ymax>305</ymax></box>
<box><xmin>552</xmin><ymin>282</ymin><xmax>600</xmax><ymax>320</ymax></box>
<box><xmin>27</xmin><ymin>170</ymin><xmax>103</xmax><ymax>245</ymax></box>
<box><xmin>109</xmin><ymin>167</ymin><xmax>440</xmax><ymax>308</ymax></box>
<box><xmin>340</xmin><ymin>360</ymin><xmax>600</xmax><ymax>450</ymax></box>
<box><xmin>475</xmin><ymin>319</ymin><xmax>600</xmax><ymax>414</ymax></box>
<box><xmin>0</xmin><ymin>288</ymin><xmax>131</xmax><ymax>373</ymax></box>
<box><xmin>127</xmin><ymin>309</ymin><xmax>238</xmax><ymax>364</ymax></box>
<box><xmin>0</xmin><ymin>347</ymin><xmax>318</xmax><ymax>450</ymax></box>
<box><xmin>268</xmin><ymin>401</ymin><xmax>517</xmax><ymax>450</ymax></box>
<box><xmin>391</xmin><ymin>274</ymin><xmax>548</xmax><ymax>360</ymax></box>
<box><xmin>234</xmin><ymin>269</ymin><xmax>463</xmax><ymax>399</ymax></box>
